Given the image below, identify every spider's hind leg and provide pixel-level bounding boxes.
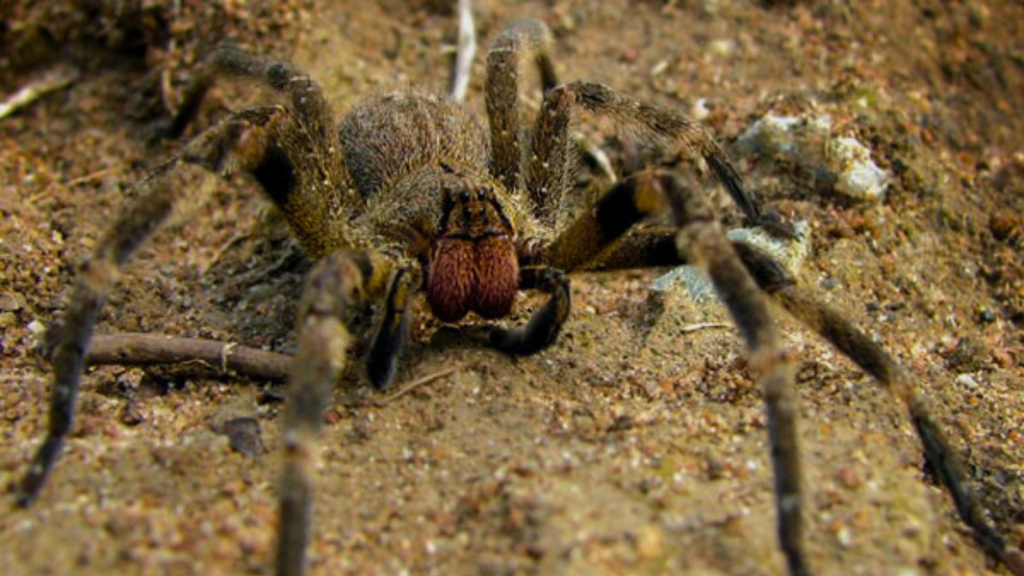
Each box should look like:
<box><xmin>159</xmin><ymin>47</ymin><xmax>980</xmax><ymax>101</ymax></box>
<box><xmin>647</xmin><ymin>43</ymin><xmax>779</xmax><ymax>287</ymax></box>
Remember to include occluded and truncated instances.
<box><xmin>745</xmin><ymin>256</ymin><xmax>1024</xmax><ymax>575</ymax></box>
<box><xmin>660</xmin><ymin>174</ymin><xmax>809</xmax><ymax>576</ymax></box>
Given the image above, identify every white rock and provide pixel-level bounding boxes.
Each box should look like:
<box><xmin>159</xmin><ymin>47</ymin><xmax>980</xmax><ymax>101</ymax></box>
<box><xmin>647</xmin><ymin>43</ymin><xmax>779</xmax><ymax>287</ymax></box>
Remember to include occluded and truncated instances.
<box><xmin>652</xmin><ymin>220</ymin><xmax>811</xmax><ymax>302</ymax></box>
<box><xmin>827</xmin><ymin>136</ymin><xmax>890</xmax><ymax>202</ymax></box>
<box><xmin>738</xmin><ymin>113</ymin><xmax>832</xmax><ymax>159</ymax></box>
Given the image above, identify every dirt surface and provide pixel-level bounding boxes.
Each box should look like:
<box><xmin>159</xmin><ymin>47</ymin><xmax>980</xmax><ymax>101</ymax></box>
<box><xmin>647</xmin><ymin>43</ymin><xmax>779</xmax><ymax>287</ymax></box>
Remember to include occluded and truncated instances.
<box><xmin>1</xmin><ymin>1</ymin><xmax>1023</xmax><ymax>575</ymax></box>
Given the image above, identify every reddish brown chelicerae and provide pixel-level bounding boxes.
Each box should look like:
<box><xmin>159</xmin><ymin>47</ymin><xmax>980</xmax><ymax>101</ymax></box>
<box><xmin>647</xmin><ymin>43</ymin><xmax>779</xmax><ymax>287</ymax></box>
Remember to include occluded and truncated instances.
<box><xmin>427</xmin><ymin>234</ymin><xmax>518</xmax><ymax>322</ymax></box>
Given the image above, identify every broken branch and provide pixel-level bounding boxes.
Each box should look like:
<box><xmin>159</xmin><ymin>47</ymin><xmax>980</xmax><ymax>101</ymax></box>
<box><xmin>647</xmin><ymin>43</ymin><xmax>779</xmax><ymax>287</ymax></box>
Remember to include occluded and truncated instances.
<box><xmin>86</xmin><ymin>333</ymin><xmax>291</xmax><ymax>381</ymax></box>
<box><xmin>0</xmin><ymin>68</ymin><xmax>79</xmax><ymax>120</ymax></box>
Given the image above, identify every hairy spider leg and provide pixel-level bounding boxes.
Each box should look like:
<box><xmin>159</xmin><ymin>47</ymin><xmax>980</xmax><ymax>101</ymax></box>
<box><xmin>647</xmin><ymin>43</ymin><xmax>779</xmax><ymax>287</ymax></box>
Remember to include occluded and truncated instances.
<box><xmin>751</xmin><ymin>261</ymin><xmax>1024</xmax><ymax>575</ymax></box>
<box><xmin>164</xmin><ymin>45</ymin><xmax>359</xmax><ymax>258</ymax></box>
<box><xmin>16</xmin><ymin>107</ymin><xmax>280</xmax><ymax>507</ymax></box>
<box><xmin>533</xmin><ymin>166</ymin><xmax>1024</xmax><ymax>575</ymax></box>
<box><xmin>276</xmin><ymin>250</ymin><xmax>401</xmax><ymax>576</ymax></box>
<box><xmin>528</xmin><ymin>79</ymin><xmax>795</xmax><ymax>237</ymax></box>
<box><xmin>661</xmin><ymin>174</ymin><xmax>808</xmax><ymax>576</ymax></box>
<box><xmin>486</xmin><ymin>18</ymin><xmax>560</xmax><ymax>199</ymax></box>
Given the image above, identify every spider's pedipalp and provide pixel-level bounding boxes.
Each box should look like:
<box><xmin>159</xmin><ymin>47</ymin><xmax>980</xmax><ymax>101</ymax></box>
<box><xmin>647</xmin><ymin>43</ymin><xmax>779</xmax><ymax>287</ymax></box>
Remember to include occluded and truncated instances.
<box><xmin>488</xmin><ymin>265</ymin><xmax>570</xmax><ymax>356</ymax></box>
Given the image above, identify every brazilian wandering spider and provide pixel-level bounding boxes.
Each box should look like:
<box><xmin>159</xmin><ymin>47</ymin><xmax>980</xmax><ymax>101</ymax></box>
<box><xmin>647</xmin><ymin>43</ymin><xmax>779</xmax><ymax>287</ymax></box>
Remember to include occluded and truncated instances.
<box><xmin>13</xmin><ymin>15</ymin><xmax>1024</xmax><ymax>576</ymax></box>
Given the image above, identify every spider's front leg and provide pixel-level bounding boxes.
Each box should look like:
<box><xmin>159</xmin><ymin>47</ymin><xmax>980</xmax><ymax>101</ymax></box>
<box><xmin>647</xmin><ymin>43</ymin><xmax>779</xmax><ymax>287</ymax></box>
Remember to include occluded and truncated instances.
<box><xmin>15</xmin><ymin>107</ymin><xmax>280</xmax><ymax>507</ymax></box>
<box><xmin>486</xmin><ymin>18</ymin><xmax>560</xmax><ymax>198</ymax></box>
<box><xmin>525</xmin><ymin>71</ymin><xmax>795</xmax><ymax>237</ymax></box>
<box><xmin>276</xmin><ymin>250</ymin><xmax>413</xmax><ymax>576</ymax></box>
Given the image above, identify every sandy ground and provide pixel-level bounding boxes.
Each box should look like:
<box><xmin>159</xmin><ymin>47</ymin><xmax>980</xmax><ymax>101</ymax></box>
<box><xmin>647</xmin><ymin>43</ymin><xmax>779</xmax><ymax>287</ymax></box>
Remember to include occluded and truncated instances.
<box><xmin>1</xmin><ymin>1</ymin><xmax>1022</xmax><ymax>575</ymax></box>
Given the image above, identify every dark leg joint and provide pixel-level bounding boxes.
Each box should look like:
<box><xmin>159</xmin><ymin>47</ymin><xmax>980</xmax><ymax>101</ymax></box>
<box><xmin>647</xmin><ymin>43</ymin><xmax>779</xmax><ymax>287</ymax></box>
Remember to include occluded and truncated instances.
<box><xmin>732</xmin><ymin>241</ymin><xmax>796</xmax><ymax>294</ymax></box>
<box><xmin>366</xmin><ymin>267</ymin><xmax>416</xmax><ymax>390</ymax></box>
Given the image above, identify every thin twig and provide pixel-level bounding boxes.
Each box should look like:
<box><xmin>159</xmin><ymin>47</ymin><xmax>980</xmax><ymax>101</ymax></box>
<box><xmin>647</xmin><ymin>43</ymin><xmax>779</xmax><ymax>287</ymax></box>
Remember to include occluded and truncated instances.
<box><xmin>87</xmin><ymin>333</ymin><xmax>291</xmax><ymax>381</ymax></box>
<box><xmin>0</xmin><ymin>68</ymin><xmax>79</xmax><ymax>120</ymax></box>
<box><xmin>67</xmin><ymin>167</ymin><xmax>118</xmax><ymax>187</ymax></box>
<box><xmin>450</xmin><ymin>0</ymin><xmax>476</xmax><ymax>102</ymax></box>
<box><xmin>375</xmin><ymin>367</ymin><xmax>457</xmax><ymax>406</ymax></box>
<box><xmin>679</xmin><ymin>322</ymin><xmax>732</xmax><ymax>334</ymax></box>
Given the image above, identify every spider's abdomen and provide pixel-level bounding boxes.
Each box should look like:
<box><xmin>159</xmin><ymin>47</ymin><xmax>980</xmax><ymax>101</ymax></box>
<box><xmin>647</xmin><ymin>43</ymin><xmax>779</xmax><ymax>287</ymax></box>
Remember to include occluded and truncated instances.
<box><xmin>340</xmin><ymin>91</ymin><xmax>489</xmax><ymax>199</ymax></box>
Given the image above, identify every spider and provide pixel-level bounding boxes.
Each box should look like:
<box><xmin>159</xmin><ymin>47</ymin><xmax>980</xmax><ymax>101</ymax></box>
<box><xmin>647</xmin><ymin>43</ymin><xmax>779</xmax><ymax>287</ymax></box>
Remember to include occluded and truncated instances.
<box><xmin>14</xmin><ymin>17</ymin><xmax>1023</xmax><ymax>576</ymax></box>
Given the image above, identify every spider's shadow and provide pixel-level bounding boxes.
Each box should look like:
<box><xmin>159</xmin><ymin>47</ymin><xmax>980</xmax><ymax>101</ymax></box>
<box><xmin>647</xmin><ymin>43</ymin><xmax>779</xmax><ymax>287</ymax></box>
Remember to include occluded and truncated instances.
<box><xmin>200</xmin><ymin>210</ymin><xmax>311</xmax><ymax>352</ymax></box>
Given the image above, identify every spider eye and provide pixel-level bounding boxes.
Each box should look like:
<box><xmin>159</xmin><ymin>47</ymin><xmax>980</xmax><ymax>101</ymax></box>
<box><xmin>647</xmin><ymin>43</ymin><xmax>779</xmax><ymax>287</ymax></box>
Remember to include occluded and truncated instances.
<box><xmin>459</xmin><ymin>190</ymin><xmax>470</xmax><ymax>202</ymax></box>
<box><xmin>477</xmin><ymin>189</ymin><xmax>487</xmax><ymax>200</ymax></box>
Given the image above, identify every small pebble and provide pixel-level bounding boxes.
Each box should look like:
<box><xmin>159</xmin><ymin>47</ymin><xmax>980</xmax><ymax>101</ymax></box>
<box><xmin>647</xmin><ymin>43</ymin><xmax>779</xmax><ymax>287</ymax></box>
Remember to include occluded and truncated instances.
<box><xmin>827</xmin><ymin>137</ymin><xmax>890</xmax><ymax>202</ymax></box>
<box><xmin>0</xmin><ymin>291</ymin><xmax>26</xmax><ymax>311</ymax></box>
<box><xmin>955</xmin><ymin>373</ymin><xmax>979</xmax><ymax>390</ymax></box>
<box><xmin>211</xmin><ymin>417</ymin><xmax>266</xmax><ymax>457</ymax></box>
<box><xmin>836</xmin><ymin>467</ymin><xmax>863</xmax><ymax>489</ymax></box>
<box><xmin>836</xmin><ymin>526</ymin><xmax>853</xmax><ymax>547</ymax></box>
<box><xmin>820</xmin><ymin>277</ymin><xmax>840</xmax><ymax>290</ymax></box>
<box><xmin>0</xmin><ymin>312</ymin><xmax>17</xmax><ymax>328</ymax></box>
<box><xmin>989</xmin><ymin>211</ymin><xmax>1020</xmax><ymax>241</ymax></box>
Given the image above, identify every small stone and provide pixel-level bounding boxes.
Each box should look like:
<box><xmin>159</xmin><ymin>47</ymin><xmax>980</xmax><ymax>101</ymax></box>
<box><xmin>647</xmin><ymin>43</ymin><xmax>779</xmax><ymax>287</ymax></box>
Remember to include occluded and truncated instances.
<box><xmin>0</xmin><ymin>291</ymin><xmax>26</xmax><ymax>311</ymax></box>
<box><xmin>211</xmin><ymin>416</ymin><xmax>266</xmax><ymax>457</ymax></box>
<box><xmin>636</xmin><ymin>524</ymin><xmax>664</xmax><ymax>559</ymax></box>
<box><xmin>27</xmin><ymin>320</ymin><xmax>46</xmax><ymax>335</ymax></box>
<box><xmin>946</xmin><ymin>337</ymin><xmax>987</xmax><ymax>371</ymax></box>
<box><xmin>120</xmin><ymin>399</ymin><xmax>146</xmax><ymax>426</ymax></box>
<box><xmin>836</xmin><ymin>526</ymin><xmax>853</xmax><ymax>548</ymax></box>
<box><xmin>956</xmin><ymin>373</ymin><xmax>979</xmax><ymax>390</ymax></box>
<box><xmin>709</xmin><ymin>38</ymin><xmax>736</xmax><ymax>58</ymax></box>
<box><xmin>989</xmin><ymin>211</ymin><xmax>1021</xmax><ymax>241</ymax></box>
<box><xmin>827</xmin><ymin>137</ymin><xmax>890</xmax><ymax>202</ymax></box>
<box><xmin>836</xmin><ymin>467</ymin><xmax>863</xmax><ymax>489</ymax></box>
<box><xmin>820</xmin><ymin>277</ymin><xmax>840</xmax><ymax>291</ymax></box>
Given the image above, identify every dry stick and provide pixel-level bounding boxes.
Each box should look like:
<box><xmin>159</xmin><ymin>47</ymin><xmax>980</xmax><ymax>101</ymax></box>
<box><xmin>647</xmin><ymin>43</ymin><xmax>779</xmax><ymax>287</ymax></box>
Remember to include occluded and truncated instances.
<box><xmin>87</xmin><ymin>334</ymin><xmax>458</xmax><ymax>401</ymax></box>
<box><xmin>375</xmin><ymin>367</ymin><xmax>458</xmax><ymax>406</ymax></box>
<box><xmin>679</xmin><ymin>322</ymin><xmax>731</xmax><ymax>334</ymax></box>
<box><xmin>87</xmin><ymin>333</ymin><xmax>291</xmax><ymax>381</ymax></box>
<box><xmin>67</xmin><ymin>167</ymin><xmax>118</xmax><ymax>187</ymax></box>
<box><xmin>450</xmin><ymin>0</ymin><xmax>476</xmax><ymax>102</ymax></box>
<box><xmin>0</xmin><ymin>68</ymin><xmax>79</xmax><ymax>120</ymax></box>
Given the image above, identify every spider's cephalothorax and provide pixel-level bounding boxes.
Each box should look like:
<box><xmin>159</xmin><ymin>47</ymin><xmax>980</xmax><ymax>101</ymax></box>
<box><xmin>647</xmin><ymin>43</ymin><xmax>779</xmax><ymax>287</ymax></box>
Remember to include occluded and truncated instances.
<box><xmin>16</xmin><ymin>17</ymin><xmax>1023</xmax><ymax>576</ymax></box>
<box><xmin>338</xmin><ymin>90</ymin><xmax>527</xmax><ymax>324</ymax></box>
